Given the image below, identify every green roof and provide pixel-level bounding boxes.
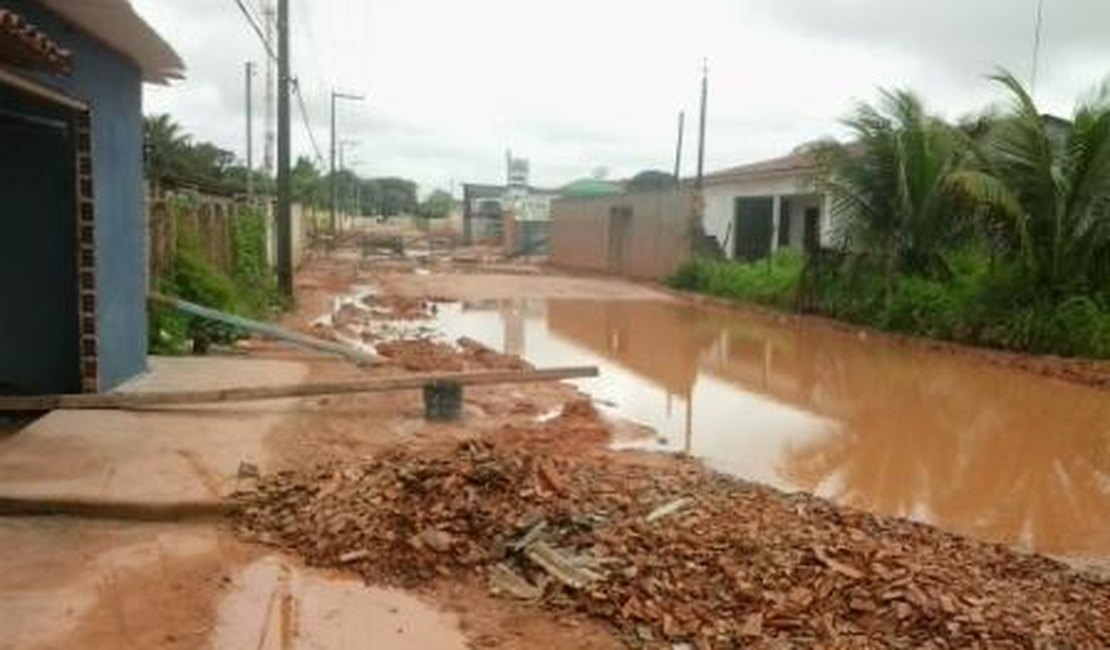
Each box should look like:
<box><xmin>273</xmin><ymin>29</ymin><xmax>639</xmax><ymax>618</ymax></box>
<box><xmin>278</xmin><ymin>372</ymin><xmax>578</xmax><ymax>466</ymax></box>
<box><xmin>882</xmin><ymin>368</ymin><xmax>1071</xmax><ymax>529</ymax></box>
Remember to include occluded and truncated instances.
<box><xmin>560</xmin><ymin>178</ymin><xmax>623</xmax><ymax>198</ymax></box>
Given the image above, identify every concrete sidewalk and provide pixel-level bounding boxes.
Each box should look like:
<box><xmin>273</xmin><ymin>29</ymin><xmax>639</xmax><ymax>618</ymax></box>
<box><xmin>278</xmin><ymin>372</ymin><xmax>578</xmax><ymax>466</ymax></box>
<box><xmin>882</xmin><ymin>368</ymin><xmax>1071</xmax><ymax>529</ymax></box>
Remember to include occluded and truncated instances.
<box><xmin>0</xmin><ymin>356</ymin><xmax>307</xmax><ymax>507</ymax></box>
<box><xmin>0</xmin><ymin>355</ymin><xmax>468</xmax><ymax>650</ymax></box>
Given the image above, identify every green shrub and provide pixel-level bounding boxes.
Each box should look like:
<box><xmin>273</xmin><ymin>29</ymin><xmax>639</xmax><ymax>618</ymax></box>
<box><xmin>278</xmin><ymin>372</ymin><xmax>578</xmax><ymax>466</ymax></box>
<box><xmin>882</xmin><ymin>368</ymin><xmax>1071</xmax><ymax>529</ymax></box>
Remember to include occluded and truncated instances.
<box><xmin>669</xmin><ymin>251</ymin><xmax>803</xmax><ymax>308</ymax></box>
<box><xmin>229</xmin><ymin>208</ymin><xmax>280</xmax><ymax>318</ymax></box>
<box><xmin>1040</xmin><ymin>296</ymin><xmax>1110</xmax><ymax>358</ymax></box>
<box><xmin>884</xmin><ymin>276</ymin><xmax>961</xmax><ymax>338</ymax></box>
<box><xmin>675</xmin><ymin>246</ymin><xmax>1110</xmax><ymax>359</ymax></box>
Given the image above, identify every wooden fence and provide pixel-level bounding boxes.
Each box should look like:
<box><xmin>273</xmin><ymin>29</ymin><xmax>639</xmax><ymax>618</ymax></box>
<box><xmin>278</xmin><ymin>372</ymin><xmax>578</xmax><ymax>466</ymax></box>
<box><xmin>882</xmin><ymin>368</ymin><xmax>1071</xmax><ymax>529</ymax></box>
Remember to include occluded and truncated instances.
<box><xmin>147</xmin><ymin>191</ymin><xmax>239</xmax><ymax>286</ymax></box>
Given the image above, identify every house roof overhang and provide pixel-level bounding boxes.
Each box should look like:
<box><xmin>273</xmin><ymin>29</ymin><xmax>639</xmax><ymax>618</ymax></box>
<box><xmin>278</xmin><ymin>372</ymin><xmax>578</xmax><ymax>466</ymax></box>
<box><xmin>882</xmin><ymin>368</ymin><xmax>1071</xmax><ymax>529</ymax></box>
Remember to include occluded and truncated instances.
<box><xmin>703</xmin><ymin>151</ymin><xmax>819</xmax><ymax>187</ymax></box>
<box><xmin>0</xmin><ymin>9</ymin><xmax>73</xmax><ymax>75</ymax></box>
<box><xmin>39</xmin><ymin>0</ymin><xmax>184</xmax><ymax>84</ymax></box>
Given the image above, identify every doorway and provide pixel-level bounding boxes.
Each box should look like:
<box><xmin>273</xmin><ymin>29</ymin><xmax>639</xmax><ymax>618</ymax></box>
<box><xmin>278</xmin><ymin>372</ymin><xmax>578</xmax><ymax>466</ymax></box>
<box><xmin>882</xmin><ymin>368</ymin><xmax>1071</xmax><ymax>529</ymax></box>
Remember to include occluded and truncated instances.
<box><xmin>734</xmin><ymin>197</ymin><xmax>773</xmax><ymax>261</ymax></box>
<box><xmin>0</xmin><ymin>82</ymin><xmax>82</xmax><ymax>394</ymax></box>
<box><xmin>607</xmin><ymin>205</ymin><xmax>632</xmax><ymax>274</ymax></box>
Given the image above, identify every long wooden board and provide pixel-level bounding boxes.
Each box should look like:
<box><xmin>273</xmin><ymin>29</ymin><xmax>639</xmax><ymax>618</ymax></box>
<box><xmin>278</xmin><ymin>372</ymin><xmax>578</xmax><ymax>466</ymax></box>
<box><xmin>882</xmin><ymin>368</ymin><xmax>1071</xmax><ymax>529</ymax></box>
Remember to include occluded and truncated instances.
<box><xmin>0</xmin><ymin>366</ymin><xmax>598</xmax><ymax>411</ymax></box>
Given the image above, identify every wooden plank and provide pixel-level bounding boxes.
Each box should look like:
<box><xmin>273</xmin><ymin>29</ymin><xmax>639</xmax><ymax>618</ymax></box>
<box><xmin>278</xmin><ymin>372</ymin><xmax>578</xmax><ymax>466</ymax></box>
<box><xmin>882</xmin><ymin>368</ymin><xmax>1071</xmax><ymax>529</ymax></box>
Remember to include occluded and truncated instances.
<box><xmin>0</xmin><ymin>366</ymin><xmax>598</xmax><ymax>411</ymax></box>
<box><xmin>0</xmin><ymin>496</ymin><xmax>229</xmax><ymax>521</ymax></box>
<box><xmin>149</xmin><ymin>292</ymin><xmax>383</xmax><ymax>366</ymax></box>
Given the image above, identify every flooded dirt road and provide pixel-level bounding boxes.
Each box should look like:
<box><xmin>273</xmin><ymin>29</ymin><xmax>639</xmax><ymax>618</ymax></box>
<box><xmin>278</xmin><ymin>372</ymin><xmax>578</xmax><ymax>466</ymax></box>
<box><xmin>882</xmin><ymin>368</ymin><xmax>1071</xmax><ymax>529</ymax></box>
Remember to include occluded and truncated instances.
<box><xmin>428</xmin><ymin>296</ymin><xmax>1110</xmax><ymax>562</ymax></box>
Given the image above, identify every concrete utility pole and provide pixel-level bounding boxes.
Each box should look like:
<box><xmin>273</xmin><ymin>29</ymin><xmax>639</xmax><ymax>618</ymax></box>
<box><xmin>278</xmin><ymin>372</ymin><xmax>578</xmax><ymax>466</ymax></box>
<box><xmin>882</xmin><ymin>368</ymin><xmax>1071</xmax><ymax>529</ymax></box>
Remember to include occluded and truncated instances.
<box><xmin>245</xmin><ymin>61</ymin><xmax>255</xmax><ymax>204</ymax></box>
<box><xmin>1031</xmin><ymin>0</ymin><xmax>1046</xmax><ymax>97</ymax></box>
<box><xmin>330</xmin><ymin>91</ymin><xmax>364</xmax><ymax>234</ymax></box>
<box><xmin>695</xmin><ymin>60</ymin><xmax>708</xmax><ymax>190</ymax></box>
<box><xmin>276</xmin><ymin>0</ymin><xmax>292</xmax><ymax>297</ymax></box>
<box><xmin>673</xmin><ymin>110</ymin><xmax>685</xmax><ymax>182</ymax></box>
<box><xmin>262</xmin><ymin>1</ymin><xmax>275</xmax><ymax>175</ymax></box>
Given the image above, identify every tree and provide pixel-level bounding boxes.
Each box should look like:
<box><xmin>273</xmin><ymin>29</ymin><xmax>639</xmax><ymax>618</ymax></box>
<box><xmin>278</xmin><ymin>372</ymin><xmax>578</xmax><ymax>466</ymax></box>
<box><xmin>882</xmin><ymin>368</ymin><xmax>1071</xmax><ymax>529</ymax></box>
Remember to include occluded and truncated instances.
<box><xmin>627</xmin><ymin>169</ymin><xmax>676</xmax><ymax>192</ymax></box>
<box><xmin>951</xmin><ymin>71</ymin><xmax>1110</xmax><ymax>294</ymax></box>
<box><xmin>817</xmin><ymin>89</ymin><xmax>970</xmax><ymax>298</ymax></box>
<box><xmin>291</xmin><ymin>156</ymin><xmax>324</xmax><ymax>206</ymax></box>
<box><xmin>374</xmin><ymin>177</ymin><xmax>419</xmax><ymax>216</ymax></box>
<box><xmin>144</xmin><ymin>114</ymin><xmax>187</xmax><ymax>190</ymax></box>
<box><xmin>417</xmin><ymin>189</ymin><xmax>455</xmax><ymax>219</ymax></box>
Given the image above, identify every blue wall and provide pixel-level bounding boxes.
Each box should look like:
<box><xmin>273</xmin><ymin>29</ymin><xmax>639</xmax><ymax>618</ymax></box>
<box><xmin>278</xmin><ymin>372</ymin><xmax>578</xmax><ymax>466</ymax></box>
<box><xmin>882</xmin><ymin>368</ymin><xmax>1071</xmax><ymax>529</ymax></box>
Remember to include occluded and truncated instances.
<box><xmin>3</xmin><ymin>0</ymin><xmax>148</xmax><ymax>389</ymax></box>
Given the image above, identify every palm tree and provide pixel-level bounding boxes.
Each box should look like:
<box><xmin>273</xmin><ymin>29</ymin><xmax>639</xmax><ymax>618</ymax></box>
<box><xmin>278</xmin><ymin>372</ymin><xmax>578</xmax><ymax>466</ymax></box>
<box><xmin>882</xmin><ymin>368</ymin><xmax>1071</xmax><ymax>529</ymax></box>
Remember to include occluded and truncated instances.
<box><xmin>951</xmin><ymin>71</ymin><xmax>1110</xmax><ymax>294</ymax></box>
<box><xmin>817</xmin><ymin>90</ymin><xmax>970</xmax><ymax>301</ymax></box>
<box><xmin>143</xmin><ymin>114</ymin><xmax>188</xmax><ymax>192</ymax></box>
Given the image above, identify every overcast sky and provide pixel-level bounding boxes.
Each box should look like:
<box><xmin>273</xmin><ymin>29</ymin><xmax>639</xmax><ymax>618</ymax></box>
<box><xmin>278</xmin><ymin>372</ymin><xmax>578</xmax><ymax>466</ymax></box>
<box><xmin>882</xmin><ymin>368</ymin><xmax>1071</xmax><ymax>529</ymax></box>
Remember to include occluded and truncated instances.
<box><xmin>134</xmin><ymin>0</ymin><xmax>1110</xmax><ymax>193</ymax></box>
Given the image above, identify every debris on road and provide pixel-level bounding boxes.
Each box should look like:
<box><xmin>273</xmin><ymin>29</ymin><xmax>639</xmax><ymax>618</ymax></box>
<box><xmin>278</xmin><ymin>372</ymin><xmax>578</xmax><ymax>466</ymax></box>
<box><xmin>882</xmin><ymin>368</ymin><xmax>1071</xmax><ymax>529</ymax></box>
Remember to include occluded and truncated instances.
<box><xmin>644</xmin><ymin>497</ymin><xmax>693</xmax><ymax>524</ymax></box>
<box><xmin>361</xmin><ymin>294</ymin><xmax>436</xmax><ymax>321</ymax></box>
<box><xmin>233</xmin><ymin>436</ymin><xmax>1110</xmax><ymax>648</ymax></box>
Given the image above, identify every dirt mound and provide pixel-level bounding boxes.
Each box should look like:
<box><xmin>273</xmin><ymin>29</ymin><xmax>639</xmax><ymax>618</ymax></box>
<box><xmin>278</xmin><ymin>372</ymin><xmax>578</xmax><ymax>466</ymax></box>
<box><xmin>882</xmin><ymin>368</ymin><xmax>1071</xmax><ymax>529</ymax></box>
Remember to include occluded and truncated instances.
<box><xmin>458</xmin><ymin>337</ymin><xmax>533</xmax><ymax>371</ymax></box>
<box><xmin>376</xmin><ymin>339</ymin><xmax>464</xmax><ymax>372</ymax></box>
<box><xmin>233</xmin><ymin>441</ymin><xmax>1110</xmax><ymax>648</ymax></box>
<box><xmin>492</xmin><ymin>399</ymin><xmax>609</xmax><ymax>453</ymax></box>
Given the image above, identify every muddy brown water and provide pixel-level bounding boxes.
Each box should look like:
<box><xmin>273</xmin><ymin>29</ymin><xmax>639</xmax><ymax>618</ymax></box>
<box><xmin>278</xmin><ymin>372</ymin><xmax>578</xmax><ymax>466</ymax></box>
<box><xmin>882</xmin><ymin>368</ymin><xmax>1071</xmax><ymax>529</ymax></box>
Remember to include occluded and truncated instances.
<box><xmin>431</xmin><ymin>298</ymin><xmax>1110</xmax><ymax>562</ymax></box>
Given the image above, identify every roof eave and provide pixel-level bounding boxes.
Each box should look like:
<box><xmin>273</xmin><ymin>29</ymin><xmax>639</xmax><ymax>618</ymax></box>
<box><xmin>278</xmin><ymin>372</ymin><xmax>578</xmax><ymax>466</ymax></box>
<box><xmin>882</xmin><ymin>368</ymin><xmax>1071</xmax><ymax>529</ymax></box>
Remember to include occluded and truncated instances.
<box><xmin>40</xmin><ymin>0</ymin><xmax>184</xmax><ymax>85</ymax></box>
<box><xmin>703</xmin><ymin>167</ymin><xmax>819</xmax><ymax>187</ymax></box>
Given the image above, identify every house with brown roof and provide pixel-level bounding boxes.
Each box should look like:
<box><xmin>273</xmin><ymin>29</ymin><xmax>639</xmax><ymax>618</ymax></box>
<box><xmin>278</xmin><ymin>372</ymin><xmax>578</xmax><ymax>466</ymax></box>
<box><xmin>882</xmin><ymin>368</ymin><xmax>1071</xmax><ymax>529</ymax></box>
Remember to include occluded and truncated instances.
<box><xmin>0</xmin><ymin>1</ymin><xmax>182</xmax><ymax>394</ymax></box>
<box><xmin>702</xmin><ymin>150</ymin><xmax>832</xmax><ymax>261</ymax></box>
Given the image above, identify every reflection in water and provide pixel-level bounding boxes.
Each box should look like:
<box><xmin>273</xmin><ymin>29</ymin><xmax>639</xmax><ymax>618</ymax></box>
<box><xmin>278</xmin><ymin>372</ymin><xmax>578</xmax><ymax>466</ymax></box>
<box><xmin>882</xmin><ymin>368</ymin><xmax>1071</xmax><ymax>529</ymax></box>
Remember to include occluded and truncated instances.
<box><xmin>433</xmin><ymin>299</ymin><xmax>1110</xmax><ymax>560</ymax></box>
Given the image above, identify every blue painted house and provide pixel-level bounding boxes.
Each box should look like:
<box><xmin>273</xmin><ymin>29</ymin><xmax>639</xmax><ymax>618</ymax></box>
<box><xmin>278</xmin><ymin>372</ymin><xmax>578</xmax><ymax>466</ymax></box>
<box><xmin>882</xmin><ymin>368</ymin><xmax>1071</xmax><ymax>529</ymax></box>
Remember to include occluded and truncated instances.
<box><xmin>0</xmin><ymin>1</ymin><xmax>181</xmax><ymax>395</ymax></box>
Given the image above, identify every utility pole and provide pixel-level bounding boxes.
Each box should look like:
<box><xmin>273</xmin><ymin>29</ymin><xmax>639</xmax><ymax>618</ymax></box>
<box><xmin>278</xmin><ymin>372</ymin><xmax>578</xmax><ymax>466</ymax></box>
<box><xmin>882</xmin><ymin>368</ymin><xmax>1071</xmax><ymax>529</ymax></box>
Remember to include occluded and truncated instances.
<box><xmin>1031</xmin><ymin>0</ymin><xmax>1046</xmax><ymax>97</ymax></box>
<box><xmin>276</xmin><ymin>0</ymin><xmax>292</xmax><ymax>297</ymax></box>
<box><xmin>695</xmin><ymin>60</ymin><xmax>708</xmax><ymax>190</ymax></box>
<box><xmin>245</xmin><ymin>61</ymin><xmax>255</xmax><ymax>205</ymax></box>
<box><xmin>673</xmin><ymin>110</ymin><xmax>685</xmax><ymax>183</ymax></box>
<box><xmin>330</xmin><ymin>90</ymin><xmax>364</xmax><ymax>234</ymax></box>
<box><xmin>262</xmin><ymin>0</ymin><xmax>275</xmax><ymax>175</ymax></box>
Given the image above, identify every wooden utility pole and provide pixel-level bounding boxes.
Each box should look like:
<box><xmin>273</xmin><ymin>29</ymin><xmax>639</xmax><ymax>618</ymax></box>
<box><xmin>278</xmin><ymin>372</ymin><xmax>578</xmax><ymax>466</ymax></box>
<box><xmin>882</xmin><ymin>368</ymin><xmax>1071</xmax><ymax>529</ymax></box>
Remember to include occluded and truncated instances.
<box><xmin>276</xmin><ymin>0</ymin><xmax>292</xmax><ymax>297</ymax></box>
<box><xmin>245</xmin><ymin>61</ymin><xmax>255</xmax><ymax>204</ymax></box>
<box><xmin>673</xmin><ymin>110</ymin><xmax>685</xmax><ymax>182</ymax></box>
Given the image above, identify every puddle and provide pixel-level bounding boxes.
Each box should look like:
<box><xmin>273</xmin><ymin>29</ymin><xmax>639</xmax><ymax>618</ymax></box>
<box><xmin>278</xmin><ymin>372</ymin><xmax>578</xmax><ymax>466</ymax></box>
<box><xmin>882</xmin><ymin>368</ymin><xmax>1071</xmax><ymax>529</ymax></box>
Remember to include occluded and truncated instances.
<box><xmin>430</xmin><ymin>298</ymin><xmax>1110</xmax><ymax>560</ymax></box>
<box><xmin>214</xmin><ymin>555</ymin><xmax>467</xmax><ymax>650</ymax></box>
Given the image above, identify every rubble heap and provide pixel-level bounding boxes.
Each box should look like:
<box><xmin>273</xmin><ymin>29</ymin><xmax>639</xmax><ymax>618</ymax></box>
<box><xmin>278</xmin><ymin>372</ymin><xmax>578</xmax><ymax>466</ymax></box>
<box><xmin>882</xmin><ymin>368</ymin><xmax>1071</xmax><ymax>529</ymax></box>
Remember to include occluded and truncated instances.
<box><xmin>233</xmin><ymin>436</ymin><xmax>1109</xmax><ymax>648</ymax></box>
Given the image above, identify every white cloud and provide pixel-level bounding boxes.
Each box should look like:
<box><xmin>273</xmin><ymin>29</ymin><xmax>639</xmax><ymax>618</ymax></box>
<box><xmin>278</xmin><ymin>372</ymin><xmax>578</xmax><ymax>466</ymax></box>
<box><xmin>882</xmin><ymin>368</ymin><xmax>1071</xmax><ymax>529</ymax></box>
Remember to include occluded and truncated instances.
<box><xmin>132</xmin><ymin>0</ymin><xmax>1110</xmax><ymax>192</ymax></box>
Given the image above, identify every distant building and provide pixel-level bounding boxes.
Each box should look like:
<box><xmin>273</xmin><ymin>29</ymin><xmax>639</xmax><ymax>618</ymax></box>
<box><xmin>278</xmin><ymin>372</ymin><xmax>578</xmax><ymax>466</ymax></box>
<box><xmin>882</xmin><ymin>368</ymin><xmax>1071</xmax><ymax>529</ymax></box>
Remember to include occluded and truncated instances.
<box><xmin>0</xmin><ymin>1</ymin><xmax>182</xmax><ymax>394</ymax></box>
<box><xmin>462</xmin><ymin>152</ymin><xmax>559</xmax><ymax>254</ymax></box>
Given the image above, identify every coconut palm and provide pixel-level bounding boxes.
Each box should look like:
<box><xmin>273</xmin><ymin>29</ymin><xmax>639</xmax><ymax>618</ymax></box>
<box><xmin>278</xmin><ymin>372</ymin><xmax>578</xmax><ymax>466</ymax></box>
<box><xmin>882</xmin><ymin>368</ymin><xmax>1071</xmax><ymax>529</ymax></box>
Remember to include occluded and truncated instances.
<box><xmin>817</xmin><ymin>90</ymin><xmax>970</xmax><ymax>299</ymax></box>
<box><xmin>143</xmin><ymin>114</ymin><xmax>188</xmax><ymax>191</ymax></box>
<box><xmin>951</xmin><ymin>71</ymin><xmax>1110</xmax><ymax>293</ymax></box>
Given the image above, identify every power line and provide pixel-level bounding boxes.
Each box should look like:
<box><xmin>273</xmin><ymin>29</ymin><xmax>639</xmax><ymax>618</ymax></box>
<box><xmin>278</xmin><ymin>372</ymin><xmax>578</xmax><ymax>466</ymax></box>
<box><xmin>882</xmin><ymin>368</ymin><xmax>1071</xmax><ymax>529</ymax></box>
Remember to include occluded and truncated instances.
<box><xmin>232</xmin><ymin>0</ymin><xmax>328</xmax><ymax>174</ymax></box>
<box><xmin>232</xmin><ymin>0</ymin><xmax>278</xmax><ymax>62</ymax></box>
<box><xmin>292</xmin><ymin>79</ymin><xmax>325</xmax><ymax>167</ymax></box>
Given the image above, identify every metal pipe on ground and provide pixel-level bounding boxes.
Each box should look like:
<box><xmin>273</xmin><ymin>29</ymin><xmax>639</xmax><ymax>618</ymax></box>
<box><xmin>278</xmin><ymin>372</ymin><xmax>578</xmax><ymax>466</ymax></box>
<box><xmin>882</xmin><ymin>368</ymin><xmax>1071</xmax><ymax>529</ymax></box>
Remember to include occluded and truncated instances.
<box><xmin>149</xmin><ymin>292</ymin><xmax>383</xmax><ymax>366</ymax></box>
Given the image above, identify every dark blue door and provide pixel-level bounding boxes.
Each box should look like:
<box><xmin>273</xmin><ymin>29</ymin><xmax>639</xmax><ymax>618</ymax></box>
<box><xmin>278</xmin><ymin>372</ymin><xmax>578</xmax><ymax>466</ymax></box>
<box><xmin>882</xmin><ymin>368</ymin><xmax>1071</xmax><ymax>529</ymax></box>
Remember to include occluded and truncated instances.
<box><xmin>0</xmin><ymin>87</ymin><xmax>80</xmax><ymax>394</ymax></box>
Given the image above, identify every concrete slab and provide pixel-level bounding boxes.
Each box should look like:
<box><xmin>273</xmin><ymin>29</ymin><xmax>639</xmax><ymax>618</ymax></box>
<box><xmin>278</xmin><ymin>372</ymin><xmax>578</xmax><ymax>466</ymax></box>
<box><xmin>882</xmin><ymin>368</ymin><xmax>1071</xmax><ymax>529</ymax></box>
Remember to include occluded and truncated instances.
<box><xmin>0</xmin><ymin>356</ymin><xmax>308</xmax><ymax>505</ymax></box>
<box><xmin>0</xmin><ymin>519</ymin><xmax>467</xmax><ymax>650</ymax></box>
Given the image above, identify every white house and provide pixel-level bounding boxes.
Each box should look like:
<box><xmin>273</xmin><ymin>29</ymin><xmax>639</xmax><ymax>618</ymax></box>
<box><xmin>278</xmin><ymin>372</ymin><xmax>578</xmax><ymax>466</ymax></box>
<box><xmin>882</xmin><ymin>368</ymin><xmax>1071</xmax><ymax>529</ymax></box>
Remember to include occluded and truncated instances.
<box><xmin>701</xmin><ymin>151</ymin><xmax>834</xmax><ymax>261</ymax></box>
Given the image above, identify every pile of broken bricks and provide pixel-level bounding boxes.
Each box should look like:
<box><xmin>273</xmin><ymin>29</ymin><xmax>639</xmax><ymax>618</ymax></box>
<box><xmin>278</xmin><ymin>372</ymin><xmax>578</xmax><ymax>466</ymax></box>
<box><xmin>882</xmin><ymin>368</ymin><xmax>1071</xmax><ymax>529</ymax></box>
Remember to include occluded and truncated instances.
<box><xmin>232</xmin><ymin>434</ymin><xmax>1110</xmax><ymax>648</ymax></box>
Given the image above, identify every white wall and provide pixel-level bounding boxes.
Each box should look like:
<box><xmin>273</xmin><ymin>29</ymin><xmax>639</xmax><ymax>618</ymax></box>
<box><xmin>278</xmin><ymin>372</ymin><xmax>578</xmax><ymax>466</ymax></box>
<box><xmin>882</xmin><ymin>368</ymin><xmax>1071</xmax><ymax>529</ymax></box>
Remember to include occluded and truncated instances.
<box><xmin>702</xmin><ymin>173</ymin><xmax>831</xmax><ymax>258</ymax></box>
